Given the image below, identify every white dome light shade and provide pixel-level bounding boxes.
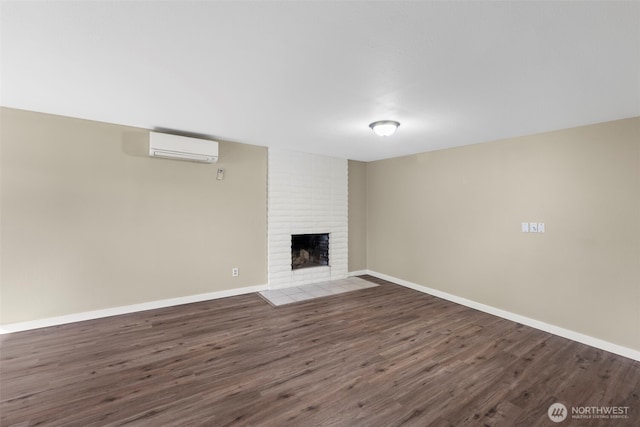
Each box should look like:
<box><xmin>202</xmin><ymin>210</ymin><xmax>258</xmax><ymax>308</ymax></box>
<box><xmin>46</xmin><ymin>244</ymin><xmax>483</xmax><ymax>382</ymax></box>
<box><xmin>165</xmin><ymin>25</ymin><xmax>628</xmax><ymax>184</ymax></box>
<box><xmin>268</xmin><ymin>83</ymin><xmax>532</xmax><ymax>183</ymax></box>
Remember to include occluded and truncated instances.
<box><xmin>369</xmin><ymin>120</ymin><xmax>400</xmax><ymax>136</ymax></box>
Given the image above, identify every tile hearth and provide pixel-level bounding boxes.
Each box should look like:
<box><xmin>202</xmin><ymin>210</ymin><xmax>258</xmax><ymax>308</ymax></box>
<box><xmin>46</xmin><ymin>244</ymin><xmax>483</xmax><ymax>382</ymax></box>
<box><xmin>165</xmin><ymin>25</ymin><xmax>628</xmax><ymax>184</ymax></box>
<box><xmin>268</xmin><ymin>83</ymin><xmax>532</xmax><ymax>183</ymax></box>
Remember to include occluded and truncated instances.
<box><xmin>259</xmin><ymin>277</ymin><xmax>377</xmax><ymax>306</ymax></box>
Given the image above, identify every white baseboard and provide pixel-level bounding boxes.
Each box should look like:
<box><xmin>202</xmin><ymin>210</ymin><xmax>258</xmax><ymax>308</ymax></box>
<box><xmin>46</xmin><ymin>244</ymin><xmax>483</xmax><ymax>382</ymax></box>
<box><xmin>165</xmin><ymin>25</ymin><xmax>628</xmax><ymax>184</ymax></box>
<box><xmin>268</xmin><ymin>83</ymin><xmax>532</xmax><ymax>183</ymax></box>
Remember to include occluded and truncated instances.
<box><xmin>4</xmin><ymin>273</ymin><xmax>638</xmax><ymax>362</ymax></box>
<box><xmin>364</xmin><ymin>270</ymin><xmax>640</xmax><ymax>362</ymax></box>
<box><xmin>0</xmin><ymin>284</ymin><xmax>268</xmax><ymax>334</ymax></box>
<box><xmin>347</xmin><ymin>269</ymin><xmax>369</xmax><ymax>277</ymax></box>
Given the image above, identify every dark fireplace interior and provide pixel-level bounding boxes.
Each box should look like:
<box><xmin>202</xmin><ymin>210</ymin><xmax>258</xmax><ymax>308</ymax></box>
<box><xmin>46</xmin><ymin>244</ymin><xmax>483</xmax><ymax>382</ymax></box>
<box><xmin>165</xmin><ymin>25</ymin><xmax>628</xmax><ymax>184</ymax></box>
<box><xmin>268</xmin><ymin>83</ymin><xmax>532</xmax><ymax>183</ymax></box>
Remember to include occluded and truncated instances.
<box><xmin>291</xmin><ymin>233</ymin><xmax>329</xmax><ymax>270</ymax></box>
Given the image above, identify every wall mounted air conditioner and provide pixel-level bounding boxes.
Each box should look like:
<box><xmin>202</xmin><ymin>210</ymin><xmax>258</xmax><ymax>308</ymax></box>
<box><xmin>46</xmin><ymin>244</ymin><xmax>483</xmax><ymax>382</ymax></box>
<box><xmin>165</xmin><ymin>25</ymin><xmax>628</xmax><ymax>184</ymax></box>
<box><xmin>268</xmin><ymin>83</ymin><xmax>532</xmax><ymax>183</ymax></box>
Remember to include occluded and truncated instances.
<box><xmin>149</xmin><ymin>132</ymin><xmax>218</xmax><ymax>163</ymax></box>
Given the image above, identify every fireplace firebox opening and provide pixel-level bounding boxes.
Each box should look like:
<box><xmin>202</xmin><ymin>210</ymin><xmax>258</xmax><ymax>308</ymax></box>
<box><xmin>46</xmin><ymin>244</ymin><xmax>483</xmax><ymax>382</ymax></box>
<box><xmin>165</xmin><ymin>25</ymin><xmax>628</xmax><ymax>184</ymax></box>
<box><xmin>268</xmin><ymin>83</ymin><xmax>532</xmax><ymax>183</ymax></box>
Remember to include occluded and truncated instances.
<box><xmin>291</xmin><ymin>233</ymin><xmax>329</xmax><ymax>270</ymax></box>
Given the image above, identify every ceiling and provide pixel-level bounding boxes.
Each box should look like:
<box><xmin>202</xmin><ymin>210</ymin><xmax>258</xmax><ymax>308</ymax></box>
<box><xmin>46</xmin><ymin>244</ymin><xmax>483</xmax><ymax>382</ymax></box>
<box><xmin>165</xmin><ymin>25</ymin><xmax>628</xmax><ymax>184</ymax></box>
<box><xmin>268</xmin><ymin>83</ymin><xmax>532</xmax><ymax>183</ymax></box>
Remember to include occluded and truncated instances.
<box><xmin>2</xmin><ymin>1</ymin><xmax>639</xmax><ymax>162</ymax></box>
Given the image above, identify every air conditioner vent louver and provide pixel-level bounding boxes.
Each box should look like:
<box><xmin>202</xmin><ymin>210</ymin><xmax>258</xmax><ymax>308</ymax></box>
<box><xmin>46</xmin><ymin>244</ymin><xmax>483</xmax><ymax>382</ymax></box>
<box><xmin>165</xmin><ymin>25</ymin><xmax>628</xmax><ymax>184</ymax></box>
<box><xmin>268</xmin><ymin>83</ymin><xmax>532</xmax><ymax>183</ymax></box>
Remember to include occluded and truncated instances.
<box><xmin>149</xmin><ymin>132</ymin><xmax>218</xmax><ymax>163</ymax></box>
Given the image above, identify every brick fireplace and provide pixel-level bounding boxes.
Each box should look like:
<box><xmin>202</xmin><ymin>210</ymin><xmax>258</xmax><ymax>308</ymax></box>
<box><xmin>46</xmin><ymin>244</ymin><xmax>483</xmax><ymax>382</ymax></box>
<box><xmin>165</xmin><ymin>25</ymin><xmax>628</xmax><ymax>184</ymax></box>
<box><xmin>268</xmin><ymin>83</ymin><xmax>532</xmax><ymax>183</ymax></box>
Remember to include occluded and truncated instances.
<box><xmin>267</xmin><ymin>148</ymin><xmax>348</xmax><ymax>289</ymax></box>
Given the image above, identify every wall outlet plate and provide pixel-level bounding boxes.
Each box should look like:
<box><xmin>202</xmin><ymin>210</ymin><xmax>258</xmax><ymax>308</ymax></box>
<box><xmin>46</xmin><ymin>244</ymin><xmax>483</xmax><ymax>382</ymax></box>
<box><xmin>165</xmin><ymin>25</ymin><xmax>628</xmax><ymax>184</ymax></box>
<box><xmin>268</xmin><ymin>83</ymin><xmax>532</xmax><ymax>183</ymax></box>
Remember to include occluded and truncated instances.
<box><xmin>529</xmin><ymin>222</ymin><xmax>538</xmax><ymax>233</ymax></box>
<box><xmin>538</xmin><ymin>223</ymin><xmax>545</xmax><ymax>233</ymax></box>
<box><xmin>521</xmin><ymin>222</ymin><xmax>529</xmax><ymax>233</ymax></box>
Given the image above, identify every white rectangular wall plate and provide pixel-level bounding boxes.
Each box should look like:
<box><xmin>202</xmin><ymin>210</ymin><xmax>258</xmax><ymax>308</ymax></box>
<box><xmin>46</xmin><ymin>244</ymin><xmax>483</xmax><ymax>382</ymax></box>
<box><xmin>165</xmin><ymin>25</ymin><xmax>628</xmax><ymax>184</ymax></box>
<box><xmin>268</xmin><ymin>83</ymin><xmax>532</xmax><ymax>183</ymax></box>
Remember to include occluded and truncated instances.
<box><xmin>538</xmin><ymin>223</ymin><xmax>545</xmax><ymax>233</ymax></box>
<box><xmin>529</xmin><ymin>222</ymin><xmax>538</xmax><ymax>232</ymax></box>
<box><xmin>521</xmin><ymin>222</ymin><xmax>529</xmax><ymax>233</ymax></box>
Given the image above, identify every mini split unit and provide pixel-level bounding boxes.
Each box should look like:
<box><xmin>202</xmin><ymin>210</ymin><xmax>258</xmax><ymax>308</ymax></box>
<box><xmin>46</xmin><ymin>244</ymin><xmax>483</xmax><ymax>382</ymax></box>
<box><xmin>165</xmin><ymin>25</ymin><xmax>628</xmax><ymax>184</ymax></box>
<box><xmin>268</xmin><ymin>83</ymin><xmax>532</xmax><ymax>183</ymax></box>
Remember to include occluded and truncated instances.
<box><xmin>149</xmin><ymin>131</ymin><xmax>219</xmax><ymax>163</ymax></box>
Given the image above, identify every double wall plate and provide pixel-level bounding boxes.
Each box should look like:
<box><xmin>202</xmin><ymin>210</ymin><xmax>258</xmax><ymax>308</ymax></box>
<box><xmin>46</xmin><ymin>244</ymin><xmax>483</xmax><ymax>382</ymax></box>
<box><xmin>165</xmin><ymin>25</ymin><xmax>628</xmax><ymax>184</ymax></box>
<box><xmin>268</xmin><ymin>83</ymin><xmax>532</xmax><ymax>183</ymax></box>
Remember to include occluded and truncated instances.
<box><xmin>522</xmin><ymin>222</ymin><xmax>545</xmax><ymax>233</ymax></box>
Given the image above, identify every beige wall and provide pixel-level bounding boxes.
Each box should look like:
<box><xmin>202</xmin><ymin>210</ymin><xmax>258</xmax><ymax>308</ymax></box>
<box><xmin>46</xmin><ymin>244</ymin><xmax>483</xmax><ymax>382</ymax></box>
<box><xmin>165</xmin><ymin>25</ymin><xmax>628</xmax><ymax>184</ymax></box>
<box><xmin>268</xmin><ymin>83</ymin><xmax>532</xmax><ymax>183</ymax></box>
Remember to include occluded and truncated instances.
<box><xmin>1</xmin><ymin>108</ymin><xmax>267</xmax><ymax>324</ymax></box>
<box><xmin>348</xmin><ymin>160</ymin><xmax>367</xmax><ymax>272</ymax></box>
<box><xmin>367</xmin><ymin>118</ymin><xmax>640</xmax><ymax>351</ymax></box>
<box><xmin>3</xmin><ymin>106</ymin><xmax>638</xmax><ymax>353</ymax></box>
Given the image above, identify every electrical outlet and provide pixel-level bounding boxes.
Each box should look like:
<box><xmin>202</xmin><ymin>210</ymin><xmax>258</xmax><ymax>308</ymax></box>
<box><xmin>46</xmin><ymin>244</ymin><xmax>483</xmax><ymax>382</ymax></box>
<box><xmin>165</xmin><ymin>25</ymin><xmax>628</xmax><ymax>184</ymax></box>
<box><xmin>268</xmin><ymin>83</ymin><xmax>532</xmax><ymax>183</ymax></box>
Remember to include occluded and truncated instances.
<box><xmin>529</xmin><ymin>222</ymin><xmax>538</xmax><ymax>233</ymax></box>
<box><xmin>538</xmin><ymin>223</ymin><xmax>545</xmax><ymax>233</ymax></box>
<box><xmin>232</xmin><ymin>267</ymin><xmax>239</xmax><ymax>277</ymax></box>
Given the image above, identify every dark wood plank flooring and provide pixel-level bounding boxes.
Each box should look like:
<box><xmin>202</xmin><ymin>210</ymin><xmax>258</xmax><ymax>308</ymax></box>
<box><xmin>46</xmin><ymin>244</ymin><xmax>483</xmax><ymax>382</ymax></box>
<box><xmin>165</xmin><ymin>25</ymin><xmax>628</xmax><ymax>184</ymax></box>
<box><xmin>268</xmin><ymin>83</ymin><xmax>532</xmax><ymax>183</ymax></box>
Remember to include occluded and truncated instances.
<box><xmin>1</xmin><ymin>276</ymin><xmax>639</xmax><ymax>426</ymax></box>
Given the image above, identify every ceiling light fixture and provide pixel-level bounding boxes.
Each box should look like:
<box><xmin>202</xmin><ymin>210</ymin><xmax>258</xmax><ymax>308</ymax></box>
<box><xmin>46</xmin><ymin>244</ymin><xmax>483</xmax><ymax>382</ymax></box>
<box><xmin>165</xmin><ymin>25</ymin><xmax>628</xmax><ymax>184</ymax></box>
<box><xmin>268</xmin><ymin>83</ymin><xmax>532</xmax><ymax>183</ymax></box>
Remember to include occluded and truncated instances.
<box><xmin>369</xmin><ymin>120</ymin><xmax>400</xmax><ymax>137</ymax></box>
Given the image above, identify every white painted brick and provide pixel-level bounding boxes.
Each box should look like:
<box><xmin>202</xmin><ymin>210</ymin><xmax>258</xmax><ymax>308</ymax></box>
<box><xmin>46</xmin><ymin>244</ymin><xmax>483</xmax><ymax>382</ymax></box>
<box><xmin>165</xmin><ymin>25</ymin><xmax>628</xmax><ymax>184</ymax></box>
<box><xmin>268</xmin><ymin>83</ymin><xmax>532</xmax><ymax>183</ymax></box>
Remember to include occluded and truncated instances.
<box><xmin>268</xmin><ymin>149</ymin><xmax>348</xmax><ymax>288</ymax></box>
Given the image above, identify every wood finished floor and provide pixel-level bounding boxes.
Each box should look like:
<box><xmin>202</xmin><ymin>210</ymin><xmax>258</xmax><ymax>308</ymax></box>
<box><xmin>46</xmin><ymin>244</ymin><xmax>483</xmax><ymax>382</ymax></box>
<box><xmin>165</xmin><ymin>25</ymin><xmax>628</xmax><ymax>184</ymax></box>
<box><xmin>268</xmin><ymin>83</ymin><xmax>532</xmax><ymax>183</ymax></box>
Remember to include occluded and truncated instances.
<box><xmin>1</xmin><ymin>276</ymin><xmax>639</xmax><ymax>426</ymax></box>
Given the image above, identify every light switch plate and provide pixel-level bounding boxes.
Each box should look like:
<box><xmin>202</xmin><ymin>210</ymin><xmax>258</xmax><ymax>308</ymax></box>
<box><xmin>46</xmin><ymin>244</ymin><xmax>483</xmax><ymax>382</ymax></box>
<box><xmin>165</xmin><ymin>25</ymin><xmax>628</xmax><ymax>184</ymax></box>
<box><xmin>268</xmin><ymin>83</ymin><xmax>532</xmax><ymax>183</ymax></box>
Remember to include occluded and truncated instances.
<box><xmin>521</xmin><ymin>222</ymin><xmax>529</xmax><ymax>233</ymax></box>
<box><xmin>538</xmin><ymin>223</ymin><xmax>545</xmax><ymax>233</ymax></box>
<box><xmin>530</xmin><ymin>222</ymin><xmax>538</xmax><ymax>233</ymax></box>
